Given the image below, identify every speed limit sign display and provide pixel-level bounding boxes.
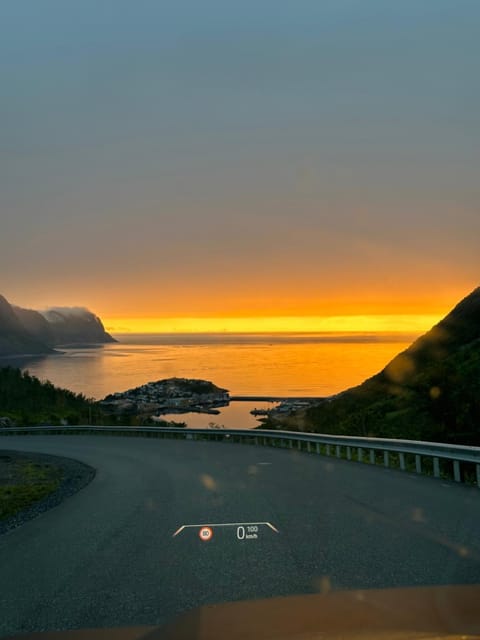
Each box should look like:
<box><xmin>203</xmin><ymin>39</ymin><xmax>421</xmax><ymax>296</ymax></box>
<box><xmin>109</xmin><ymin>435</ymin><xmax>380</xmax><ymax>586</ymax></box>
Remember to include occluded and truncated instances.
<box><xmin>198</xmin><ymin>526</ymin><xmax>213</xmax><ymax>542</ymax></box>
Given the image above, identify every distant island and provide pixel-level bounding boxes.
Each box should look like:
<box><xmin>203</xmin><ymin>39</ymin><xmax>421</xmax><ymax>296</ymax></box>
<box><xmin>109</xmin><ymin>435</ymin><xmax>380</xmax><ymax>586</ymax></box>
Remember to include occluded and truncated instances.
<box><xmin>101</xmin><ymin>378</ymin><xmax>230</xmax><ymax>418</ymax></box>
<box><xmin>0</xmin><ymin>293</ymin><xmax>115</xmax><ymax>356</ymax></box>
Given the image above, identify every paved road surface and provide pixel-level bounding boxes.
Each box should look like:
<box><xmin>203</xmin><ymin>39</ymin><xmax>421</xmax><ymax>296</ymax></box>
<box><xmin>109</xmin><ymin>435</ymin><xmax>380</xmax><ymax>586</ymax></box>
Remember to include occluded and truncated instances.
<box><xmin>1</xmin><ymin>435</ymin><xmax>479</xmax><ymax>637</ymax></box>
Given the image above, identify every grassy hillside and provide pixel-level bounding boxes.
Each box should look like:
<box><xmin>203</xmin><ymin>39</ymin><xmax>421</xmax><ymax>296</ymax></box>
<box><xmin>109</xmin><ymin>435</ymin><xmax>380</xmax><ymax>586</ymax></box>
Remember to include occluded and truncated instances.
<box><xmin>272</xmin><ymin>288</ymin><xmax>480</xmax><ymax>445</ymax></box>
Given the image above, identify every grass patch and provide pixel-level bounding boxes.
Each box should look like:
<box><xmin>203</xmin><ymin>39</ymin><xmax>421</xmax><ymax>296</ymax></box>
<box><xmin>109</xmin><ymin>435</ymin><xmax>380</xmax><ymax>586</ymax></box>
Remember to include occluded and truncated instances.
<box><xmin>0</xmin><ymin>456</ymin><xmax>63</xmax><ymax>521</ymax></box>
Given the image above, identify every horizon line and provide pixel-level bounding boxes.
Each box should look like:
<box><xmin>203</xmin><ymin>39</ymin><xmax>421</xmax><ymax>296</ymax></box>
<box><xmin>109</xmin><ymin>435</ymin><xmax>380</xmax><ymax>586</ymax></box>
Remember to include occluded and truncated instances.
<box><xmin>103</xmin><ymin>313</ymin><xmax>443</xmax><ymax>335</ymax></box>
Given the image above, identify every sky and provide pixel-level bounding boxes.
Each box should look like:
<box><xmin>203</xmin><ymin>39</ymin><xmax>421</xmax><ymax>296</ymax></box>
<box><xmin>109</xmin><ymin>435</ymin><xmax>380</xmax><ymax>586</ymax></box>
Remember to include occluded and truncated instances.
<box><xmin>1</xmin><ymin>0</ymin><xmax>479</xmax><ymax>333</ymax></box>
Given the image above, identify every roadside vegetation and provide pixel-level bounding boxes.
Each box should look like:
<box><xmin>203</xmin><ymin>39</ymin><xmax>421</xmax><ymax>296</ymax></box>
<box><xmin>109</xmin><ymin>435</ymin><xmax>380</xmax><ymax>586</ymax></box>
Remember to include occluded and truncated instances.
<box><xmin>0</xmin><ymin>367</ymin><xmax>99</xmax><ymax>426</ymax></box>
<box><xmin>0</xmin><ymin>454</ymin><xmax>63</xmax><ymax>520</ymax></box>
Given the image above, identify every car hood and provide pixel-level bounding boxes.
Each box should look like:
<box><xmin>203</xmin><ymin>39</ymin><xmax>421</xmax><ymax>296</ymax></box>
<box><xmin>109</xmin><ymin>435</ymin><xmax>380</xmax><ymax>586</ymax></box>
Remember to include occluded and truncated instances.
<box><xmin>5</xmin><ymin>584</ymin><xmax>480</xmax><ymax>640</ymax></box>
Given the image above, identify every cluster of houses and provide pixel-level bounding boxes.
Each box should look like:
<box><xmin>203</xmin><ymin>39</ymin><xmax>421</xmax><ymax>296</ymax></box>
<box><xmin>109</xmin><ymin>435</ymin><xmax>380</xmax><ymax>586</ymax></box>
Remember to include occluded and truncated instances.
<box><xmin>101</xmin><ymin>377</ymin><xmax>230</xmax><ymax>416</ymax></box>
<box><xmin>272</xmin><ymin>400</ymin><xmax>314</xmax><ymax>416</ymax></box>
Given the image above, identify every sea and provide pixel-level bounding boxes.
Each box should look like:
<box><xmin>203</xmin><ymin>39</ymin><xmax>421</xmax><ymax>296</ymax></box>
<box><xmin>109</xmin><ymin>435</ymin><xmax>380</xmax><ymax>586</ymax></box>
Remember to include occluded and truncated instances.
<box><xmin>8</xmin><ymin>332</ymin><xmax>415</xmax><ymax>429</ymax></box>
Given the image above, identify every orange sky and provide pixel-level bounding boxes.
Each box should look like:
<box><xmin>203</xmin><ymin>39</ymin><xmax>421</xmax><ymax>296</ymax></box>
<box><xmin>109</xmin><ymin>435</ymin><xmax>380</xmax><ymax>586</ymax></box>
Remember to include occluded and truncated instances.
<box><xmin>3</xmin><ymin>230</ymin><xmax>476</xmax><ymax>334</ymax></box>
<box><xmin>6</xmin><ymin>277</ymin><xmax>477</xmax><ymax>335</ymax></box>
<box><xmin>103</xmin><ymin>313</ymin><xmax>444</xmax><ymax>334</ymax></box>
<box><xmin>98</xmin><ymin>279</ymin><xmax>476</xmax><ymax>333</ymax></box>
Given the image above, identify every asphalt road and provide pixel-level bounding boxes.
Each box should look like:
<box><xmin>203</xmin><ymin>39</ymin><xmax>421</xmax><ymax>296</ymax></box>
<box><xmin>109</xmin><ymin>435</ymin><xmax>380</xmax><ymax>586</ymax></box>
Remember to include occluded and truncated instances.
<box><xmin>1</xmin><ymin>435</ymin><xmax>480</xmax><ymax>637</ymax></box>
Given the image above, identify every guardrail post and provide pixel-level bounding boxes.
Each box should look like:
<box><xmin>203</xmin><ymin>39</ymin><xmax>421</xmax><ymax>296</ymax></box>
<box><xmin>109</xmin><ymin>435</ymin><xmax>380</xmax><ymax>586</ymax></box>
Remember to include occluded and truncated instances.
<box><xmin>326</xmin><ymin>444</ymin><xmax>331</xmax><ymax>456</ymax></box>
<box><xmin>399</xmin><ymin>452</ymin><xmax>406</xmax><ymax>470</ymax></box>
<box><xmin>297</xmin><ymin>440</ymin><xmax>302</xmax><ymax>451</ymax></box>
<box><xmin>316</xmin><ymin>442</ymin><xmax>321</xmax><ymax>454</ymax></box>
<box><xmin>477</xmin><ymin>464</ymin><xmax>480</xmax><ymax>489</ymax></box>
<box><xmin>336</xmin><ymin>445</ymin><xmax>341</xmax><ymax>458</ymax></box>
<box><xmin>415</xmin><ymin>455</ymin><xmax>422</xmax><ymax>474</ymax></box>
<box><xmin>254</xmin><ymin>436</ymin><xmax>259</xmax><ymax>445</ymax></box>
<box><xmin>369</xmin><ymin>449</ymin><xmax>375</xmax><ymax>464</ymax></box>
<box><xmin>433</xmin><ymin>457</ymin><xmax>440</xmax><ymax>478</ymax></box>
<box><xmin>347</xmin><ymin>446</ymin><xmax>351</xmax><ymax>460</ymax></box>
<box><xmin>289</xmin><ymin>439</ymin><xmax>293</xmax><ymax>449</ymax></box>
<box><xmin>307</xmin><ymin>441</ymin><xmax>312</xmax><ymax>453</ymax></box>
<box><xmin>453</xmin><ymin>460</ymin><xmax>461</xmax><ymax>482</ymax></box>
<box><xmin>358</xmin><ymin>447</ymin><xmax>363</xmax><ymax>462</ymax></box>
<box><xmin>384</xmin><ymin>451</ymin><xmax>389</xmax><ymax>468</ymax></box>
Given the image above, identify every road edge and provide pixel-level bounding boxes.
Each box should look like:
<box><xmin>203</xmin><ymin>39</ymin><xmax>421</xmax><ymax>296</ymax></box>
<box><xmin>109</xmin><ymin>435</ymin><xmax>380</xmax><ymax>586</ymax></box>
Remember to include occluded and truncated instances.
<box><xmin>0</xmin><ymin>449</ymin><xmax>96</xmax><ymax>536</ymax></box>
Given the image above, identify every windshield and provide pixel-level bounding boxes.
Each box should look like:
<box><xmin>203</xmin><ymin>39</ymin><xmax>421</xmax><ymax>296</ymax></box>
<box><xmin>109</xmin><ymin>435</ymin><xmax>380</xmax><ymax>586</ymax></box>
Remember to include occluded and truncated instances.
<box><xmin>1</xmin><ymin>1</ymin><xmax>479</xmax><ymax>639</ymax></box>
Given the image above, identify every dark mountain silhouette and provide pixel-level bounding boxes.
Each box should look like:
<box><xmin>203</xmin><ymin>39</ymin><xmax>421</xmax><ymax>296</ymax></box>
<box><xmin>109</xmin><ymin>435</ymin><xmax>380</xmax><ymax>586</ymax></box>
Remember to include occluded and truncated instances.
<box><xmin>278</xmin><ymin>287</ymin><xmax>480</xmax><ymax>445</ymax></box>
<box><xmin>0</xmin><ymin>295</ymin><xmax>52</xmax><ymax>356</ymax></box>
<box><xmin>0</xmin><ymin>294</ymin><xmax>116</xmax><ymax>356</ymax></box>
<box><xmin>12</xmin><ymin>306</ymin><xmax>54</xmax><ymax>345</ymax></box>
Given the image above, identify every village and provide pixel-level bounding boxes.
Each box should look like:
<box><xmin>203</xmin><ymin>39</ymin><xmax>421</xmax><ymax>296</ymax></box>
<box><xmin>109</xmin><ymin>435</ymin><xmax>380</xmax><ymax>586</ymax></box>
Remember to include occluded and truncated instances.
<box><xmin>100</xmin><ymin>377</ymin><xmax>230</xmax><ymax>417</ymax></box>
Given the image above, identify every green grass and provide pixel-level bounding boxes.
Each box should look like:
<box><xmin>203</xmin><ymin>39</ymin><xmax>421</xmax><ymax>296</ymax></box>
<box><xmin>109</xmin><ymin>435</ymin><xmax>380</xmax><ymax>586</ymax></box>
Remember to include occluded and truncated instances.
<box><xmin>0</xmin><ymin>458</ymin><xmax>63</xmax><ymax>520</ymax></box>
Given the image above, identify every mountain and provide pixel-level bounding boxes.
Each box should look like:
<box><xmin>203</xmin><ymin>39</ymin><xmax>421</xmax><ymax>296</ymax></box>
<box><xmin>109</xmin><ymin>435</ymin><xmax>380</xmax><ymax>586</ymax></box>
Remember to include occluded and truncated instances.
<box><xmin>0</xmin><ymin>295</ymin><xmax>52</xmax><ymax>356</ymax></box>
<box><xmin>275</xmin><ymin>287</ymin><xmax>480</xmax><ymax>445</ymax></box>
<box><xmin>381</xmin><ymin>286</ymin><xmax>480</xmax><ymax>388</ymax></box>
<box><xmin>12</xmin><ymin>306</ymin><xmax>54</xmax><ymax>345</ymax></box>
<box><xmin>0</xmin><ymin>294</ymin><xmax>116</xmax><ymax>356</ymax></box>
<box><xmin>39</xmin><ymin>307</ymin><xmax>116</xmax><ymax>345</ymax></box>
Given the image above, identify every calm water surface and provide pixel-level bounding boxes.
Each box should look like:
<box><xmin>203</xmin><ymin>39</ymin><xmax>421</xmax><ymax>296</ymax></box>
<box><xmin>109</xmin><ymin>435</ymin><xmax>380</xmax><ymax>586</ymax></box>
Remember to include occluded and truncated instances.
<box><xmin>14</xmin><ymin>332</ymin><xmax>415</xmax><ymax>429</ymax></box>
<box><xmin>16</xmin><ymin>332</ymin><xmax>415</xmax><ymax>399</ymax></box>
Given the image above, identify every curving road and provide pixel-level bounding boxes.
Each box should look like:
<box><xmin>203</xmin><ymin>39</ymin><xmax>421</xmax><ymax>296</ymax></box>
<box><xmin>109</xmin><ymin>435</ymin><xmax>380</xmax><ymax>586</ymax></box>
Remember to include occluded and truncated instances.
<box><xmin>1</xmin><ymin>435</ymin><xmax>480</xmax><ymax>637</ymax></box>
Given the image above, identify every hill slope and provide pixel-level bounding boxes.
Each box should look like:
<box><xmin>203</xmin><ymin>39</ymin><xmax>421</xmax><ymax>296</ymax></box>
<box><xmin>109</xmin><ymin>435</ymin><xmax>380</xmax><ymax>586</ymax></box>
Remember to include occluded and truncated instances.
<box><xmin>0</xmin><ymin>367</ymin><xmax>96</xmax><ymax>425</ymax></box>
<box><xmin>284</xmin><ymin>288</ymin><xmax>480</xmax><ymax>445</ymax></box>
<box><xmin>0</xmin><ymin>296</ymin><xmax>52</xmax><ymax>356</ymax></box>
<box><xmin>12</xmin><ymin>306</ymin><xmax>54</xmax><ymax>345</ymax></box>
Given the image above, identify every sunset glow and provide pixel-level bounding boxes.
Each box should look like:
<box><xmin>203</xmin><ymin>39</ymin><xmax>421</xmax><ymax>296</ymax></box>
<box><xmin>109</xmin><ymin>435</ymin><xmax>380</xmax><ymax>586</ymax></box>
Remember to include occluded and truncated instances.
<box><xmin>105</xmin><ymin>314</ymin><xmax>443</xmax><ymax>335</ymax></box>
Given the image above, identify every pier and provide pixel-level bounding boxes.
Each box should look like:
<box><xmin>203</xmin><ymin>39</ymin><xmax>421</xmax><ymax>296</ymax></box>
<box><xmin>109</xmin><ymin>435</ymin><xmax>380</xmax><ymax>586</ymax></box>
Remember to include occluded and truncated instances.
<box><xmin>230</xmin><ymin>396</ymin><xmax>323</xmax><ymax>402</ymax></box>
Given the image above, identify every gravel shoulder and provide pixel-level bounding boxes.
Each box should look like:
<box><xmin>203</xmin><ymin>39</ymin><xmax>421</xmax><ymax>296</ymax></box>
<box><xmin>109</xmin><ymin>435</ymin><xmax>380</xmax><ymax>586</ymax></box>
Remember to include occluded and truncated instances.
<box><xmin>0</xmin><ymin>449</ymin><xmax>95</xmax><ymax>535</ymax></box>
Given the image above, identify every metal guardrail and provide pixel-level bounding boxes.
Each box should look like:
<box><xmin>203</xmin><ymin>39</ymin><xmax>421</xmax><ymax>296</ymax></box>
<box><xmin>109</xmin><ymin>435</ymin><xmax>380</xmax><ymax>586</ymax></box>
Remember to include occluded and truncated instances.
<box><xmin>1</xmin><ymin>425</ymin><xmax>480</xmax><ymax>487</ymax></box>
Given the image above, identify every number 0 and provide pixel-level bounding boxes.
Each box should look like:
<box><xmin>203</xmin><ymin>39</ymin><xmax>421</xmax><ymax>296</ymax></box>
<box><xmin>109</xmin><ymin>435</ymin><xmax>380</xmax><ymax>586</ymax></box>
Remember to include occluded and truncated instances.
<box><xmin>237</xmin><ymin>526</ymin><xmax>245</xmax><ymax>540</ymax></box>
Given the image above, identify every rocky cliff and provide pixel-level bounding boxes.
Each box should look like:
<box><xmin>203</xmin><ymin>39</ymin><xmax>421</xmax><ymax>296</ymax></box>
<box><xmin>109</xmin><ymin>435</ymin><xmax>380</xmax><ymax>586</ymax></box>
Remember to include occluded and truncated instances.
<box><xmin>40</xmin><ymin>307</ymin><xmax>116</xmax><ymax>345</ymax></box>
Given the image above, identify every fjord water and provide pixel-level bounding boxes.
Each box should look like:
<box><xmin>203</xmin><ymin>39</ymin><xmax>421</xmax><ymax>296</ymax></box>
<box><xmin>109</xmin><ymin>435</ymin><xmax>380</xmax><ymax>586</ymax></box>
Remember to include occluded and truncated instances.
<box><xmin>17</xmin><ymin>332</ymin><xmax>416</xmax><ymax>399</ymax></box>
<box><xmin>14</xmin><ymin>333</ymin><xmax>414</xmax><ymax>428</ymax></box>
